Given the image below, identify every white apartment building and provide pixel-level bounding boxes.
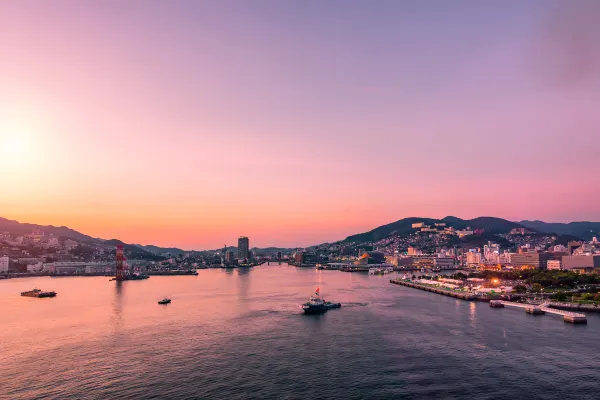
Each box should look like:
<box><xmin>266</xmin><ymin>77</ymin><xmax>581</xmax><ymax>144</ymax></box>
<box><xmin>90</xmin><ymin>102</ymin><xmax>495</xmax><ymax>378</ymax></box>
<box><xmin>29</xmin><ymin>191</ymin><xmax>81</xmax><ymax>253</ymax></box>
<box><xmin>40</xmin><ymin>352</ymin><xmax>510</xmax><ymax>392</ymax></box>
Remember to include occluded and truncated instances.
<box><xmin>0</xmin><ymin>256</ymin><xmax>10</xmax><ymax>272</ymax></box>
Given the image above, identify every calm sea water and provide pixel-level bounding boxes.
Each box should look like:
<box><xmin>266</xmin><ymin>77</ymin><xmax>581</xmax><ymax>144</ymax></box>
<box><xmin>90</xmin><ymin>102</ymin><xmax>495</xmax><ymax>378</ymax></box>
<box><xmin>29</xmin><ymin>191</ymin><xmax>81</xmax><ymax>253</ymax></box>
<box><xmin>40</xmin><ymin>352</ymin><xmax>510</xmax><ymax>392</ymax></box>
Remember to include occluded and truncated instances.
<box><xmin>2</xmin><ymin>264</ymin><xmax>600</xmax><ymax>399</ymax></box>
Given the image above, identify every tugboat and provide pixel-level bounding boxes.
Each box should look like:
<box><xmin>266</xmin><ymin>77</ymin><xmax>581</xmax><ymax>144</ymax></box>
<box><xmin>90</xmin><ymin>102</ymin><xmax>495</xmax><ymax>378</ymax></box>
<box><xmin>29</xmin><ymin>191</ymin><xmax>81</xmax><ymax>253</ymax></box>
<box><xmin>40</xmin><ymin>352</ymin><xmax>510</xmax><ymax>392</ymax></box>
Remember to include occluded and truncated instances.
<box><xmin>21</xmin><ymin>289</ymin><xmax>57</xmax><ymax>298</ymax></box>
<box><xmin>158</xmin><ymin>297</ymin><xmax>171</xmax><ymax>305</ymax></box>
<box><xmin>301</xmin><ymin>288</ymin><xmax>329</xmax><ymax>314</ymax></box>
<box><xmin>301</xmin><ymin>288</ymin><xmax>341</xmax><ymax>314</ymax></box>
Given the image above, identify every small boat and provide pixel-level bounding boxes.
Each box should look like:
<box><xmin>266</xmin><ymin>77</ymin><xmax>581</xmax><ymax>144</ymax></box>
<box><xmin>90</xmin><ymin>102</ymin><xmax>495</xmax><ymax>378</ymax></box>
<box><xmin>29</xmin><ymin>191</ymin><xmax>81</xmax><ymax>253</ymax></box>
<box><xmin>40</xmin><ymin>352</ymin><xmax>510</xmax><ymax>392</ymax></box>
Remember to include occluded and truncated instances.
<box><xmin>301</xmin><ymin>288</ymin><xmax>329</xmax><ymax>314</ymax></box>
<box><xmin>489</xmin><ymin>300</ymin><xmax>504</xmax><ymax>308</ymax></box>
<box><xmin>158</xmin><ymin>298</ymin><xmax>171</xmax><ymax>305</ymax></box>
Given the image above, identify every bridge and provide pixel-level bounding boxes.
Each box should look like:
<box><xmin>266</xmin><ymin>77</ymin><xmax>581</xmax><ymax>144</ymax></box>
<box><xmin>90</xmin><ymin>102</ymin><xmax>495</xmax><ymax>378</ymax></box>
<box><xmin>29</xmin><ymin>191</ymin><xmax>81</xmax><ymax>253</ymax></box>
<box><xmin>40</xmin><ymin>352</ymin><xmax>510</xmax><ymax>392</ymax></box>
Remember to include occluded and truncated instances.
<box><xmin>497</xmin><ymin>301</ymin><xmax>587</xmax><ymax>324</ymax></box>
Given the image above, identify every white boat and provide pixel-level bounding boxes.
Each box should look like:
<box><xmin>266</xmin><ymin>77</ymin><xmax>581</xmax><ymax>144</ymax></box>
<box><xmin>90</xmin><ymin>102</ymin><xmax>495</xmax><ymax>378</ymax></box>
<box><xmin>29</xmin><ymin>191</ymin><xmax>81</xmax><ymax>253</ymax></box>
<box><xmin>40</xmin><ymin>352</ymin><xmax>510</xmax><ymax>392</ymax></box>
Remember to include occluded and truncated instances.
<box><xmin>369</xmin><ymin>266</ymin><xmax>394</xmax><ymax>275</ymax></box>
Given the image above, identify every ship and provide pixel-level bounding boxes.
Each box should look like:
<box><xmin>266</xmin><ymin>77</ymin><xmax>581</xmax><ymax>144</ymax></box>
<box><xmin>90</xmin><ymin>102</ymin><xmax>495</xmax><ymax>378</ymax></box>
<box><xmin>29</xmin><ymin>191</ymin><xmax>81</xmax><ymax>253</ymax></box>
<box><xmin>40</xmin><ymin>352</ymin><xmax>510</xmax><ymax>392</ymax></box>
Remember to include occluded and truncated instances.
<box><xmin>158</xmin><ymin>298</ymin><xmax>171</xmax><ymax>305</ymax></box>
<box><xmin>369</xmin><ymin>266</ymin><xmax>394</xmax><ymax>275</ymax></box>
<box><xmin>127</xmin><ymin>272</ymin><xmax>150</xmax><ymax>280</ymax></box>
<box><xmin>301</xmin><ymin>288</ymin><xmax>341</xmax><ymax>314</ymax></box>
<box><xmin>21</xmin><ymin>289</ymin><xmax>56</xmax><ymax>298</ymax></box>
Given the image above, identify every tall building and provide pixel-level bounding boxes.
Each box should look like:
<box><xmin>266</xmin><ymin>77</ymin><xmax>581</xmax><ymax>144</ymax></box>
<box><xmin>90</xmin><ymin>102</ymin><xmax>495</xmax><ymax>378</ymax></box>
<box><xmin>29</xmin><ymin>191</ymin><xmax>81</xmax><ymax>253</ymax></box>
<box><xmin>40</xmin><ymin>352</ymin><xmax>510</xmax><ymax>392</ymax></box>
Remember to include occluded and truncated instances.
<box><xmin>483</xmin><ymin>242</ymin><xmax>500</xmax><ymax>264</ymax></box>
<box><xmin>238</xmin><ymin>236</ymin><xmax>249</xmax><ymax>260</ymax></box>
<box><xmin>0</xmin><ymin>256</ymin><xmax>9</xmax><ymax>272</ymax></box>
<box><xmin>225</xmin><ymin>251</ymin><xmax>235</xmax><ymax>264</ymax></box>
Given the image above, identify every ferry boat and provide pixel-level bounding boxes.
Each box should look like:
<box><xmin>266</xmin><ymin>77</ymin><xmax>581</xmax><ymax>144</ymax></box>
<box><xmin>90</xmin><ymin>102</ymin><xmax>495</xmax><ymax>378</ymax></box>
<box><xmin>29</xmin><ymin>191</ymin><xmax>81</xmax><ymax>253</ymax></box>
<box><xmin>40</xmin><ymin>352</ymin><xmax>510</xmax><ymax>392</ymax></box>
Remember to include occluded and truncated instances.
<box><xmin>21</xmin><ymin>289</ymin><xmax>56</xmax><ymax>298</ymax></box>
<box><xmin>158</xmin><ymin>298</ymin><xmax>171</xmax><ymax>305</ymax></box>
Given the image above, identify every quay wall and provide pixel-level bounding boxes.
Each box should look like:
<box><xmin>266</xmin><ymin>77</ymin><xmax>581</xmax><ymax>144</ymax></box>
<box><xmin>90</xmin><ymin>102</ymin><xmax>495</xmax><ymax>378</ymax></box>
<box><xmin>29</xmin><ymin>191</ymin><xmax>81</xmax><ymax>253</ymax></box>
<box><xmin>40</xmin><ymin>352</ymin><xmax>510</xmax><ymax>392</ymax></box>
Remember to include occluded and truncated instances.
<box><xmin>390</xmin><ymin>279</ymin><xmax>476</xmax><ymax>301</ymax></box>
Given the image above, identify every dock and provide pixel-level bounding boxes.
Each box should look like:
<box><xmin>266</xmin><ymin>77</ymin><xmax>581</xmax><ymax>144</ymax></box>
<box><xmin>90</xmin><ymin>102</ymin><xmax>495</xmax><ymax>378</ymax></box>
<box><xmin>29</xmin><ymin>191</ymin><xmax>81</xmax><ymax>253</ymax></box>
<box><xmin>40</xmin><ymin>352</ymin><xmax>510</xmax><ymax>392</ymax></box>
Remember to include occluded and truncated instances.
<box><xmin>497</xmin><ymin>301</ymin><xmax>587</xmax><ymax>324</ymax></box>
<box><xmin>390</xmin><ymin>279</ymin><xmax>476</xmax><ymax>301</ymax></box>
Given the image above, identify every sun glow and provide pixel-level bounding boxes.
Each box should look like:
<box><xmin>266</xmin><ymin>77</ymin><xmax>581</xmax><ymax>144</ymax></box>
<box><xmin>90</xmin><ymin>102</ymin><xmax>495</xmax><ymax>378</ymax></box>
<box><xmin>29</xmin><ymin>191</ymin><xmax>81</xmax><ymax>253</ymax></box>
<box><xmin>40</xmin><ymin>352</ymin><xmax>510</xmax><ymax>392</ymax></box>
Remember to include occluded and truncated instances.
<box><xmin>0</xmin><ymin>118</ymin><xmax>39</xmax><ymax>167</ymax></box>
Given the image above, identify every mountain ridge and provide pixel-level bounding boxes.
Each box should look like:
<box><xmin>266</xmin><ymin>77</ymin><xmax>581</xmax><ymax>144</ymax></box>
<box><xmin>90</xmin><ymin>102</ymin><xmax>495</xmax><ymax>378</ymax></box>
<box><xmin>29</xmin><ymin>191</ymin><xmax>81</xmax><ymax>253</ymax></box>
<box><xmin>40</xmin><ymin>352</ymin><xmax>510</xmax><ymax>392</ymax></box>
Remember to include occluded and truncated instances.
<box><xmin>519</xmin><ymin>220</ymin><xmax>600</xmax><ymax>240</ymax></box>
<box><xmin>343</xmin><ymin>216</ymin><xmax>533</xmax><ymax>243</ymax></box>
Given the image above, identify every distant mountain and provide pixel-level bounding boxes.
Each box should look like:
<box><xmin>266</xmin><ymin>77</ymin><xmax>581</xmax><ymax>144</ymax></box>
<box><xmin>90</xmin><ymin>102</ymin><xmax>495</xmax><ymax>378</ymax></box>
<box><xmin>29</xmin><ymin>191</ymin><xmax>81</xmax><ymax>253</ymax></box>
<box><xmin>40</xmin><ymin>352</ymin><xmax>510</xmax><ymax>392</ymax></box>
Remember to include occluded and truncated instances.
<box><xmin>0</xmin><ymin>217</ymin><xmax>99</xmax><ymax>243</ymax></box>
<box><xmin>104</xmin><ymin>239</ymin><xmax>165</xmax><ymax>260</ymax></box>
<box><xmin>343</xmin><ymin>216</ymin><xmax>530</xmax><ymax>243</ymax></box>
<box><xmin>344</xmin><ymin>217</ymin><xmax>442</xmax><ymax>243</ymax></box>
<box><xmin>520</xmin><ymin>221</ymin><xmax>600</xmax><ymax>240</ymax></box>
<box><xmin>134</xmin><ymin>244</ymin><xmax>186</xmax><ymax>255</ymax></box>
<box><xmin>442</xmin><ymin>216</ymin><xmax>530</xmax><ymax>233</ymax></box>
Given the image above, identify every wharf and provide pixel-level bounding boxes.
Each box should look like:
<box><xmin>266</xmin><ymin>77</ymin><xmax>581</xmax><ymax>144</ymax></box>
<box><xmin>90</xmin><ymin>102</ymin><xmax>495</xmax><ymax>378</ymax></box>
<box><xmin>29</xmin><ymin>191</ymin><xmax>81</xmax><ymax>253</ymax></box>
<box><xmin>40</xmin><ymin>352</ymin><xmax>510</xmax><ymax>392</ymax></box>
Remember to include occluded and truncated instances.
<box><xmin>390</xmin><ymin>279</ymin><xmax>476</xmax><ymax>301</ymax></box>
<box><xmin>147</xmin><ymin>270</ymin><xmax>198</xmax><ymax>276</ymax></box>
<box><xmin>497</xmin><ymin>301</ymin><xmax>587</xmax><ymax>324</ymax></box>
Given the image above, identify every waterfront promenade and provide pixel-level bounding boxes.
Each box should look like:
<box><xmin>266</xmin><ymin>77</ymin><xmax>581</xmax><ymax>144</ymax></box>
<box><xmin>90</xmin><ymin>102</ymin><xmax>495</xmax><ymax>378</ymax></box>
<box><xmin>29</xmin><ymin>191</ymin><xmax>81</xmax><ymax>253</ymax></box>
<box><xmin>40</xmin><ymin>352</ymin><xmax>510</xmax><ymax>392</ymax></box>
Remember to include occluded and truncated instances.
<box><xmin>390</xmin><ymin>279</ymin><xmax>476</xmax><ymax>300</ymax></box>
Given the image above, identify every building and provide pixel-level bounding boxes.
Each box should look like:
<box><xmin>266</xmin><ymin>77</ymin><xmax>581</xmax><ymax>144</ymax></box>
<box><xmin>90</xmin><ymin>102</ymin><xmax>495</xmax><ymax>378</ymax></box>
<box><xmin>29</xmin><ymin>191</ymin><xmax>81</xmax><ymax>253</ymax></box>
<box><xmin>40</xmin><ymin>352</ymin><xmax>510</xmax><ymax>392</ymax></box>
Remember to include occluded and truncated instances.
<box><xmin>27</xmin><ymin>262</ymin><xmax>44</xmax><ymax>273</ymax></box>
<box><xmin>510</xmin><ymin>251</ymin><xmax>551</xmax><ymax>270</ymax></box>
<box><xmin>562</xmin><ymin>255</ymin><xmax>600</xmax><ymax>271</ymax></box>
<box><xmin>225</xmin><ymin>251</ymin><xmax>235</xmax><ymax>264</ymax></box>
<box><xmin>64</xmin><ymin>239</ymin><xmax>78</xmax><ymax>250</ymax></box>
<box><xmin>237</xmin><ymin>236</ymin><xmax>249</xmax><ymax>260</ymax></box>
<box><xmin>434</xmin><ymin>257</ymin><xmax>456</xmax><ymax>269</ymax></box>
<box><xmin>412</xmin><ymin>222</ymin><xmax>425</xmax><ymax>229</ymax></box>
<box><xmin>294</xmin><ymin>251</ymin><xmax>318</xmax><ymax>266</ymax></box>
<box><xmin>355</xmin><ymin>251</ymin><xmax>386</xmax><ymax>265</ymax></box>
<box><xmin>0</xmin><ymin>256</ymin><xmax>9</xmax><ymax>272</ymax></box>
<box><xmin>483</xmin><ymin>242</ymin><xmax>500</xmax><ymax>264</ymax></box>
<box><xmin>547</xmin><ymin>260</ymin><xmax>562</xmax><ymax>270</ymax></box>
<box><xmin>407</xmin><ymin>247</ymin><xmax>422</xmax><ymax>256</ymax></box>
<box><xmin>568</xmin><ymin>241</ymin><xmax>583</xmax><ymax>255</ymax></box>
<box><xmin>466</xmin><ymin>251</ymin><xmax>482</xmax><ymax>266</ymax></box>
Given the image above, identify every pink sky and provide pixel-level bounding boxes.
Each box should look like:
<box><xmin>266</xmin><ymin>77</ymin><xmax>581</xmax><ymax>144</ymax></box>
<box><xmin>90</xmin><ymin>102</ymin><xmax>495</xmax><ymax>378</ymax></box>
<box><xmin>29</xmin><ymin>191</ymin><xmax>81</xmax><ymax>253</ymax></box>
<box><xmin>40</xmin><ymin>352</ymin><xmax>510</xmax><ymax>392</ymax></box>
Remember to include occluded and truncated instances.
<box><xmin>1</xmin><ymin>1</ymin><xmax>599</xmax><ymax>249</ymax></box>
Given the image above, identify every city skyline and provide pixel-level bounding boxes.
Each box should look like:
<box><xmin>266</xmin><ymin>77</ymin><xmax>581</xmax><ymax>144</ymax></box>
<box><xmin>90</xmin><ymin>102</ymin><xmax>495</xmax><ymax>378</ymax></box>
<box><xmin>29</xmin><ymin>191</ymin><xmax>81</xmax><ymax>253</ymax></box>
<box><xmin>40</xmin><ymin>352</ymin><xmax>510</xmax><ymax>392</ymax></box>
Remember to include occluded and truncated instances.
<box><xmin>2</xmin><ymin>0</ymin><xmax>600</xmax><ymax>249</ymax></box>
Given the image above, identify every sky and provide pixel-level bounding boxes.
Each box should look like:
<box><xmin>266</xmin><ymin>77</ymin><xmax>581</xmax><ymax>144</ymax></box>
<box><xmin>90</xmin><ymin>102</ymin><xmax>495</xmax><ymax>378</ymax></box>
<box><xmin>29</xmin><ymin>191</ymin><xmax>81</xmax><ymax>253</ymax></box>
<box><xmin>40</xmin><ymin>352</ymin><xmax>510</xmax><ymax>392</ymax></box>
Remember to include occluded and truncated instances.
<box><xmin>1</xmin><ymin>0</ymin><xmax>599</xmax><ymax>250</ymax></box>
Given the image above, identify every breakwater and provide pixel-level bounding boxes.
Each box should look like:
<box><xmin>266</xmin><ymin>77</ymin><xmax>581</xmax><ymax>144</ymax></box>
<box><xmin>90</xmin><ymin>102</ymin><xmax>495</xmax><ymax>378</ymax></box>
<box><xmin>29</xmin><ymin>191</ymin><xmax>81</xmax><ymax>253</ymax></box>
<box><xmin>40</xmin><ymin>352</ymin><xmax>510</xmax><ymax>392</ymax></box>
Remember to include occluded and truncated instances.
<box><xmin>390</xmin><ymin>279</ymin><xmax>476</xmax><ymax>300</ymax></box>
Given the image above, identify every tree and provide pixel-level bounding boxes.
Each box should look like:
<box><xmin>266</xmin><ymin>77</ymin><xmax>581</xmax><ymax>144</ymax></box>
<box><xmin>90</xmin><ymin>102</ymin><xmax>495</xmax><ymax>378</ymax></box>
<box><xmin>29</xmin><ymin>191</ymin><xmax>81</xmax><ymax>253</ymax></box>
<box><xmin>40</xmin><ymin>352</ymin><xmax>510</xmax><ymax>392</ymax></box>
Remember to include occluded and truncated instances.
<box><xmin>531</xmin><ymin>283</ymin><xmax>542</xmax><ymax>293</ymax></box>
<box><xmin>582</xmin><ymin>293</ymin><xmax>594</xmax><ymax>301</ymax></box>
<box><xmin>553</xmin><ymin>291</ymin><xmax>567</xmax><ymax>302</ymax></box>
<box><xmin>514</xmin><ymin>285</ymin><xmax>527</xmax><ymax>294</ymax></box>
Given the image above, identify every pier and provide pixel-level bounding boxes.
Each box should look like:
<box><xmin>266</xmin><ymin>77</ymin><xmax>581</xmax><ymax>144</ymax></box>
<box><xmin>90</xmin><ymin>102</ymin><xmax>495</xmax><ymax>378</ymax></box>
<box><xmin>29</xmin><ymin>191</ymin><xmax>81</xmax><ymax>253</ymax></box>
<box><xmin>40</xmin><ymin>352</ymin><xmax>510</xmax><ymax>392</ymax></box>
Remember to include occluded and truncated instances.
<box><xmin>497</xmin><ymin>301</ymin><xmax>587</xmax><ymax>324</ymax></box>
<box><xmin>390</xmin><ymin>279</ymin><xmax>476</xmax><ymax>300</ymax></box>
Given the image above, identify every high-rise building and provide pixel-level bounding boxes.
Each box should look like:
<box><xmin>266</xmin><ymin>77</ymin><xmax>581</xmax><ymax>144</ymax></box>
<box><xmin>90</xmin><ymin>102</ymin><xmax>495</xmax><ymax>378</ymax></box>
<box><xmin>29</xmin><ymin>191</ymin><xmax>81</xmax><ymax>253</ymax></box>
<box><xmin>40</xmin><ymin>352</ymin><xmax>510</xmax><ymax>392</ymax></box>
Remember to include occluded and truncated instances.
<box><xmin>0</xmin><ymin>256</ymin><xmax>9</xmax><ymax>272</ymax></box>
<box><xmin>238</xmin><ymin>236</ymin><xmax>249</xmax><ymax>260</ymax></box>
<box><xmin>225</xmin><ymin>251</ymin><xmax>235</xmax><ymax>264</ymax></box>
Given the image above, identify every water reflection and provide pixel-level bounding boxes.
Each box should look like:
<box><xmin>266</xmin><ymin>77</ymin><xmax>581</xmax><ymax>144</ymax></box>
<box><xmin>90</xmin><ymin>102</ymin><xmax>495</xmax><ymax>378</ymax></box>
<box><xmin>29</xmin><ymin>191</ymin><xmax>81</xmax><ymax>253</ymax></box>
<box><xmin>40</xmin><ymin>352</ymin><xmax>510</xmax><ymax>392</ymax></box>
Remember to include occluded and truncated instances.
<box><xmin>469</xmin><ymin>302</ymin><xmax>477</xmax><ymax>327</ymax></box>
<box><xmin>237</xmin><ymin>268</ymin><xmax>250</xmax><ymax>314</ymax></box>
<box><xmin>112</xmin><ymin>281</ymin><xmax>124</xmax><ymax>331</ymax></box>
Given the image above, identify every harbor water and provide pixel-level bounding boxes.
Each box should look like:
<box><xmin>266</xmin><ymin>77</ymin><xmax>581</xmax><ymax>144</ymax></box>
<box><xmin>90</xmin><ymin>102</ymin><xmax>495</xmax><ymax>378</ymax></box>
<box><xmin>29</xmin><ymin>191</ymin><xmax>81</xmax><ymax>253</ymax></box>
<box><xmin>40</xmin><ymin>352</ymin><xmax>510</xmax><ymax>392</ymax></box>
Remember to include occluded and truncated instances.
<box><xmin>2</xmin><ymin>264</ymin><xmax>600</xmax><ymax>399</ymax></box>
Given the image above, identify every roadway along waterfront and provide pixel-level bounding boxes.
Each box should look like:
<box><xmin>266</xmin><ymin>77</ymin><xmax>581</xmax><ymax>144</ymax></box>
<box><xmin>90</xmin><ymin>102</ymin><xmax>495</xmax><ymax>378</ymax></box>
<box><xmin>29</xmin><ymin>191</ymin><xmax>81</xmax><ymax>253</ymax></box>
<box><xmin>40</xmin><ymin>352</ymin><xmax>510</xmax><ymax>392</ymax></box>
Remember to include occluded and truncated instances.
<box><xmin>2</xmin><ymin>264</ymin><xmax>600</xmax><ymax>399</ymax></box>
